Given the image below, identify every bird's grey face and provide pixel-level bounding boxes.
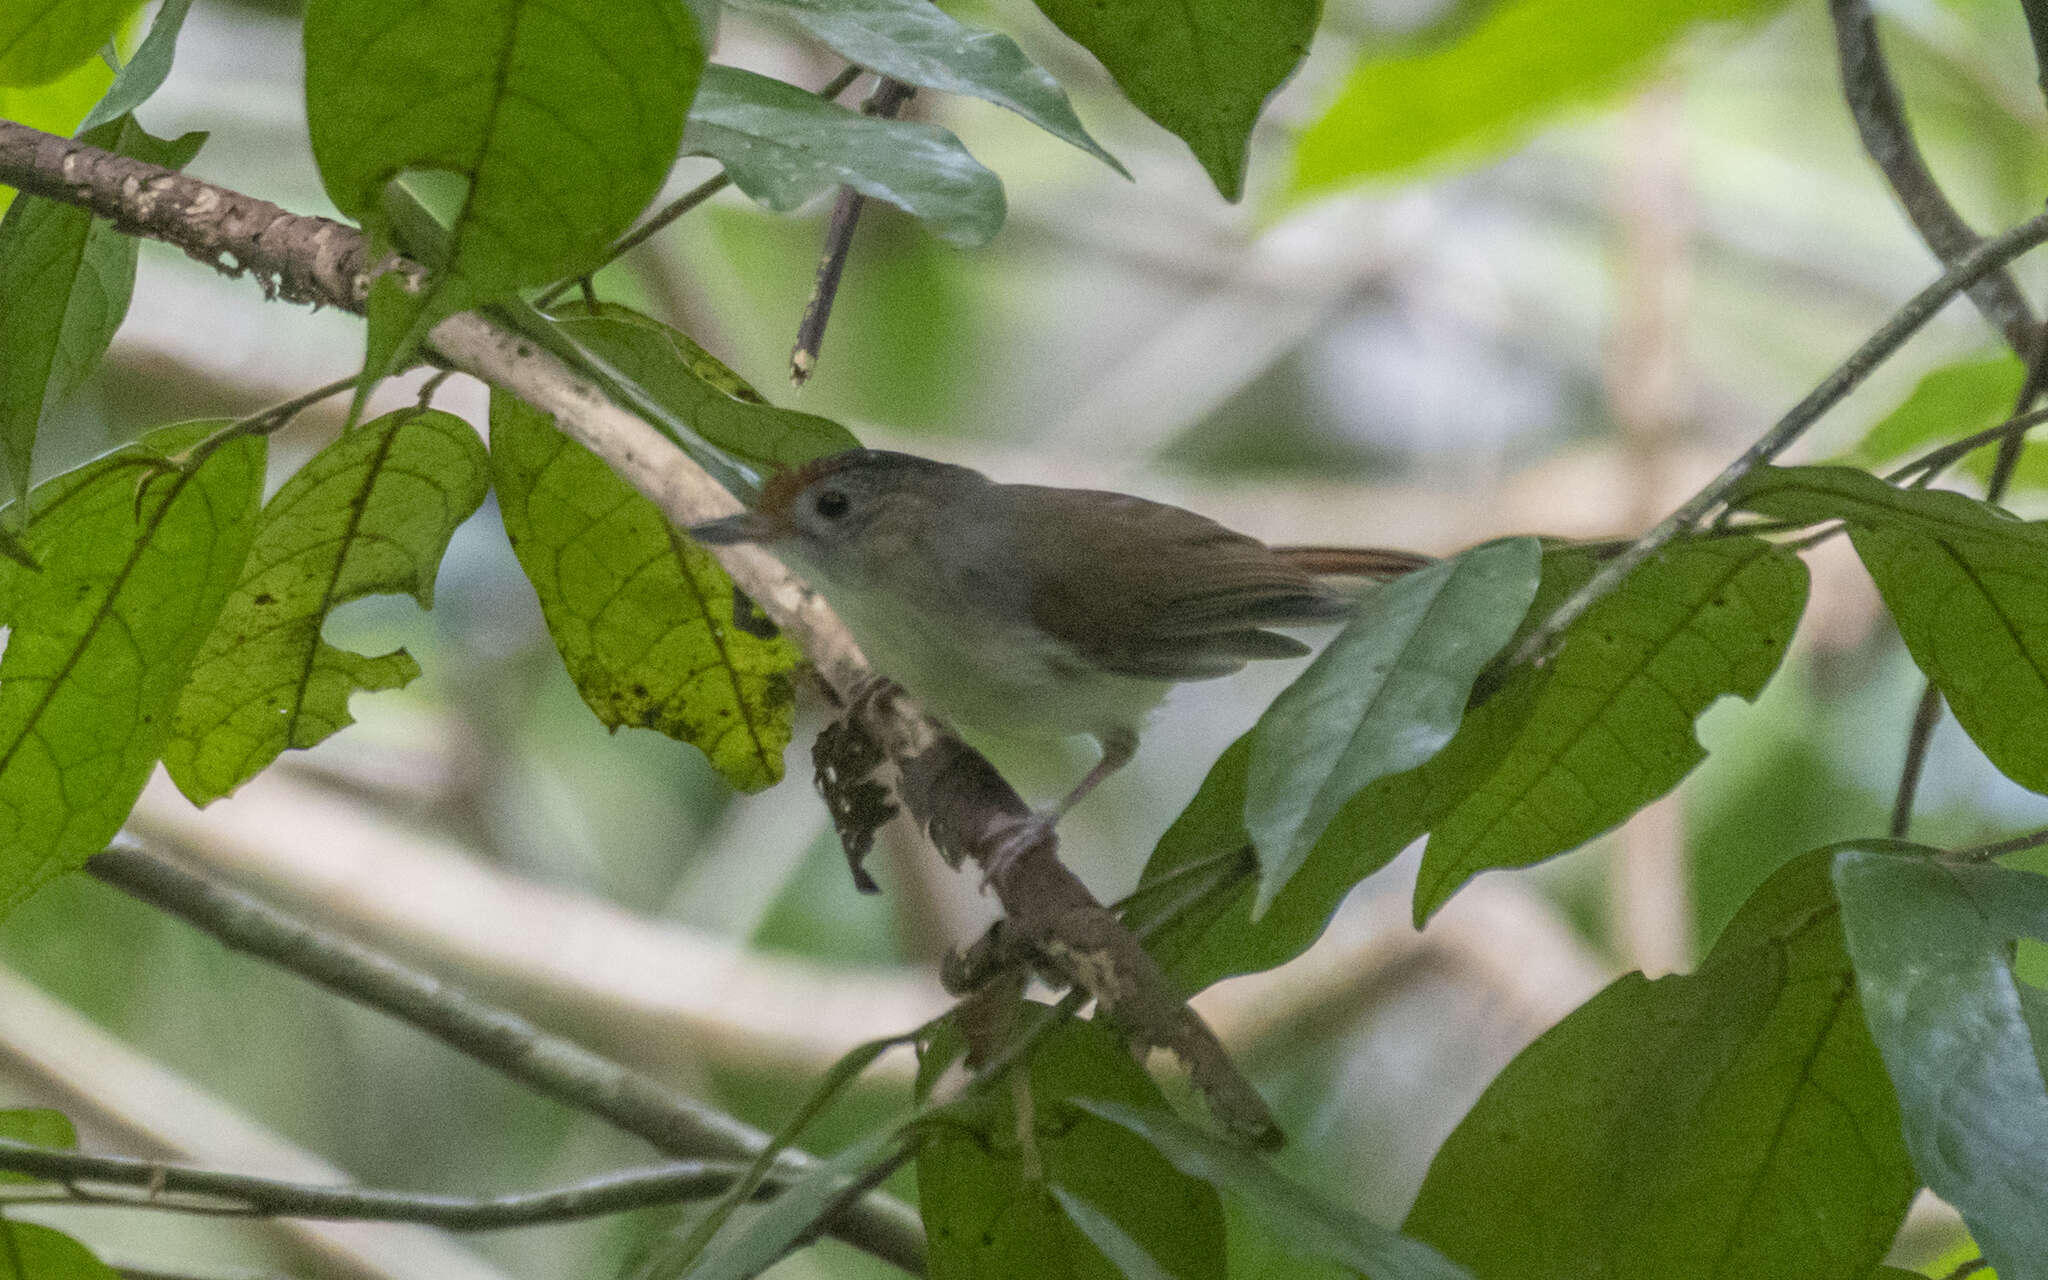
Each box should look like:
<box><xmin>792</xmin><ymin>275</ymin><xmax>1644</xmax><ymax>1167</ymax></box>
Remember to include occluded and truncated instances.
<box><xmin>689</xmin><ymin>450</ymin><xmax>978</xmax><ymax>591</ymax></box>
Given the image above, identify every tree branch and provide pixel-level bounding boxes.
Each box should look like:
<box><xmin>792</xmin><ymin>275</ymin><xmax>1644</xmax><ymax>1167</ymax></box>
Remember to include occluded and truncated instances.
<box><xmin>1829</xmin><ymin>0</ymin><xmax>2040</xmax><ymax>356</ymax></box>
<box><xmin>83</xmin><ymin>844</ymin><xmax>926</xmax><ymax>1272</ymax></box>
<box><xmin>0</xmin><ymin>114</ymin><xmax>1280</xmax><ymax>1153</ymax></box>
<box><xmin>0</xmin><ymin>1140</ymin><xmax>760</xmax><ymax>1230</ymax></box>
<box><xmin>1505</xmin><ymin>206</ymin><xmax>2048</xmax><ymax>669</ymax></box>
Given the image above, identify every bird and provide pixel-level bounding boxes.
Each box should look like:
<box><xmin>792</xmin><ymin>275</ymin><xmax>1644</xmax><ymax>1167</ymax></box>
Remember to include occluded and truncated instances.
<box><xmin>690</xmin><ymin>448</ymin><xmax>1429</xmax><ymax>835</ymax></box>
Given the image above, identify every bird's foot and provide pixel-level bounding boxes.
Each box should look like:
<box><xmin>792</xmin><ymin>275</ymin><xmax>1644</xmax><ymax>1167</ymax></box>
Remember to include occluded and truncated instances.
<box><xmin>980</xmin><ymin>809</ymin><xmax>1058</xmax><ymax>891</ymax></box>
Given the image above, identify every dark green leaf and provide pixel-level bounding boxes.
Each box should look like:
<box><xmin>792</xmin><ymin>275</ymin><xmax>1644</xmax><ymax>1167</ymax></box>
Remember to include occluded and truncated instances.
<box><xmin>0</xmin><ymin>118</ymin><xmax>202</xmax><ymax>500</ymax></box>
<box><xmin>1848</xmin><ymin>353</ymin><xmax>2025</xmax><ymax>467</ymax></box>
<box><xmin>0</xmin><ymin>1108</ymin><xmax>76</xmax><ymax>1185</ymax></box>
<box><xmin>685</xmin><ymin>65</ymin><xmax>1005</xmax><ymax>247</ymax></box>
<box><xmin>0</xmin><ymin>1221</ymin><xmax>120</xmax><ymax>1280</ymax></box>
<box><xmin>1728</xmin><ymin>464</ymin><xmax>2048</xmax><ymax>547</ymax></box>
<box><xmin>1030</xmin><ymin>0</ymin><xmax>1314</xmax><ymax>200</ymax></box>
<box><xmin>0</xmin><ymin>0</ymin><xmax>137</xmax><ymax>88</ymax></box>
<box><xmin>918</xmin><ymin>1020</ymin><xmax>1225</xmax><ymax>1280</ymax></box>
<box><xmin>0</xmin><ymin>427</ymin><xmax>263</xmax><ymax>919</ymax></box>
<box><xmin>1833</xmin><ymin>850</ymin><xmax>2048</xmax><ymax>1280</ymax></box>
<box><xmin>1413</xmin><ymin>537</ymin><xmax>1808</xmax><ymax>922</ymax></box>
<box><xmin>1078</xmin><ymin>1100</ymin><xmax>1468</xmax><ymax>1280</ymax></box>
<box><xmin>162</xmin><ymin>411</ymin><xmax>488</xmax><ymax>805</ymax></box>
<box><xmin>1408</xmin><ymin>850</ymin><xmax>1915</xmax><ymax>1280</ymax></box>
<box><xmin>728</xmin><ymin>0</ymin><xmax>1123</xmax><ymax>173</ymax></box>
<box><xmin>1245</xmin><ymin>537</ymin><xmax>1540</xmax><ymax>916</ymax></box>
<box><xmin>491</xmin><ymin>388</ymin><xmax>803</xmax><ymax>791</ymax></box>
<box><xmin>303</xmin><ymin>0</ymin><xmax>701</xmax><ymax>342</ymax></box>
<box><xmin>76</xmin><ymin>0</ymin><xmax>195</xmax><ymax>132</ymax></box>
<box><xmin>1851</xmin><ymin>522</ymin><xmax>2048</xmax><ymax>794</ymax></box>
<box><xmin>542</xmin><ymin>304</ymin><xmax>858</xmax><ymax>475</ymax></box>
<box><xmin>1291</xmin><ymin>0</ymin><xmax>1787</xmax><ymax>191</ymax></box>
<box><xmin>1048</xmin><ymin>1188</ymin><xmax>1184</xmax><ymax>1280</ymax></box>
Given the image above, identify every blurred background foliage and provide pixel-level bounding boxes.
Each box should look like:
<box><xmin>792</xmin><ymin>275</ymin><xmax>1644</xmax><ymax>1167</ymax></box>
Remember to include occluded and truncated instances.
<box><xmin>4</xmin><ymin>0</ymin><xmax>2046</xmax><ymax>1275</ymax></box>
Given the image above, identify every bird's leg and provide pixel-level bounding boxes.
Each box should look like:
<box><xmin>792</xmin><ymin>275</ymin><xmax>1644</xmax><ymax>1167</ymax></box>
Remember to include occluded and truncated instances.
<box><xmin>981</xmin><ymin>729</ymin><xmax>1139</xmax><ymax>888</ymax></box>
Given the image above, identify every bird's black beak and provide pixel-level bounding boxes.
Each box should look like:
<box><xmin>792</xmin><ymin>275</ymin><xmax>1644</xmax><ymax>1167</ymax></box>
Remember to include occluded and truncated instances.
<box><xmin>688</xmin><ymin>512</ymin><xmax>777</xmax><ymax>545</ymax></box>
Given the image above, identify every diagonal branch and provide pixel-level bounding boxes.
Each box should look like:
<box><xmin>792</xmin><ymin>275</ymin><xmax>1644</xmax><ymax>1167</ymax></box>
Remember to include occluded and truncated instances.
<box><xmin>1830</xmin><ymin>0</ymin><xmax>2040</xmax><ymax>357</ymax></box>
<box><xmin>83</xmin><ymin>843</ymin><xmax>926</xmax><ymax>1272</ymax></box>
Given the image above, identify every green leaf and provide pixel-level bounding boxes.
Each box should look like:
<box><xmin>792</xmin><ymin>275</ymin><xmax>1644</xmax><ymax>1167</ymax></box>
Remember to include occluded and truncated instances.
<box><xmin>1244</xmin><ymin>537</ymin><xmax>1540</xmax><ymax>916</ymax></box>
<box><xmin>1833</xmin><ymin>850</ymin><xmax>2048</xmax><ymax>1280</ymax></box>
<box><xmin>1047</xmin><ymin>1188</ymin><xmax>1183</xmax><ymax>1280</ymax></box>
<box><xmin>162</xmin><ymin>410</ymin><xmax>488</xmax><ymax>805</ymax></box>
<box><xmin>76</xmin><ymin>0</ymin><xmax>195</xmax><ymax>132</ymax></box>
<box><xmin>0</xmin><ymin>0</ymin><xmax>137</xmax><ymax>88</ymax></box>
<box><xmin>685</xmin><ymin>64</ymin><xmax>1006</xmax><ymax>247</ymax></box>
<box><xmin>0</xmin><ymin>1108</ymin><xmax>76</xmax><ymax>1185</ymax></box>
<box><xmin>1729</xmin><ymin>466</ymin><xmax>2048</xmax><ymax>795</ymax></box>
<box><xmin>917</xmin><ymin>1020</ymin><xmax>1225</xmax><ymax>1280</ymax></box>
<box><xmin>1413</xmin><ymin>537</ymin><xmax>1808</xmax><ymax>922</ymax></box>
<box><xmin>1030</xmin><ymin>0</ymin><xmax>1315</xmax><ymax>201</ymax></box>
<box><xmin>542</xmin><ymin>303</ymin><xmax>858</xmax><ymax>474</ymax></box>
<box><xmin>1730</xmin><ymin>464</ymin><xmax>2048</xmax><ymax>547</ymax></box>
<box><xmin>490</xmin><ymin>387</ymin><xmax>802</xmax><ymax>791</ymax></box>
<box><xmin>1291</xmin><ymin>0</ymin><xmax>1786</xmax><ymax>192</ymax></box>
<box><xmin>1407</xmin><ymin>850</ymin><xmax>1916</xmax><ymax>1280</ymax></box>
<box><xmin>1851</xmin><ymin>523</ymin><xmax>2048</xmax><ymax>794</ymax></box>
<box><xmin>672</xmin><ymin>1128</ymin><xmax>904</xmax><ymax>1280</ymax></box>
<box><xmin>0</xmin><ymin>56</ymin><xmax>112</xmax><ymax>221</ymax></box>
<box><xmin>1848</xmin><ymin>354</ymin><xmax>2026</xmax><ymax>467</ymax></box>
<box><xmin>303</xmin><ymin>0</ymin><xmax>701</xmax><ymax>342</ymax></box>
<box><xmin>0</xmin><ymin>427</ymin><xmax>263</xmax><ymax>919</ymax></box>
<box><xmin>0</xmin><ymin>118</ymin><xmax>203</xmax><ymax>501</ymax></box>
<box><xmin>728</xmin><ymin>0</ymin><xmax>1124</xmax><ymax>174</ymax></box>
<box><xmin>0</xmin><ymin>1221</ymin><xmax>120</xmax><ymax>1280</ymax></box>
<box><xmin>1077</xmin><ymin>1100</ymin><xmax>1469</xmax><ymax>1280</ymax></box>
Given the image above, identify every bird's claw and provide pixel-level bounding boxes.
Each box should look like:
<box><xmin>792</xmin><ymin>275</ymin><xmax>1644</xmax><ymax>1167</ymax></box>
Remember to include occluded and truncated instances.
<box><xmin>980</xmin><ymin>810</ymin><xmax>1057</xmax><ymax>891</ymax></box>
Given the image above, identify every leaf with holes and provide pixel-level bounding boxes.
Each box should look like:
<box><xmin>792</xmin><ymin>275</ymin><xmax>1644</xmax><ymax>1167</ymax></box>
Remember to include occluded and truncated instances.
<box><xmin>685</xmin><ymin>64</ymin><xmax>1005</xmax><ymax>247</ymax></box>
<box><xmin>1408</xmin><ymin>850</ymin><xmax>1916</xmax><ymax>1280</ymax></box>
<box><xmin>0</xmin><ymin>425</ymin><xmax>263</xmax><ymax>919</ymax></box>
<box><xmin>491</xmin><ymin>387</ymin><xmax>802</xmax><ymax>791</ymax></box>
<box><xmin>162</xmin><ymin>411</ymin><xmax>487</xmax><ymax>805</ymax></box>
<box><xmin>1412</xmin><ymin>537</ymin><xmax>1808</xmax><ymax>922</ymax></box>
<box><xmin>1030</xmin><ymin>0</ymin><xmax>1315</xmax><ymax>200</ymax></box>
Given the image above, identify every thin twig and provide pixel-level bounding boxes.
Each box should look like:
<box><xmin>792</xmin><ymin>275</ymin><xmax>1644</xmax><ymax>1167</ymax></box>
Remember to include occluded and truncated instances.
<box><xmin>1830</xmin><ymin>0</ymin><xmax>2039</xmax><ymax>355</ymax></box>
<box><xmin>1947</xmin><ymin>825</ymin><xmax>2048</xmax><ymax>863</ymax></box>
<box><xmin>1889</xmin><ymin>683</ymin><xmax>1946</xmax><ymax>838</ymax></box>
<box><xmin>1886</xmin><ymin>406</ymin><xmax>2048</xmax><ymax>485</ymax></box>
<box><xmin>84</xmin><ymin>844</ymin><xmax>926</xmax><ymax>1274</ymax></box>
<box><xmin>789</xmin><ymin>77</ymin><xmax>916</xmax><ymax>386</ymax></box>
<box><xmin>1505</xmin><ymin>208</ymin><xmax>2048</xmax><ymax>669</ymax></box>
<box><xmin>0</xmin><ymin>1141</ymin><xmax>758</xmax><ymax>1230</ymax></box>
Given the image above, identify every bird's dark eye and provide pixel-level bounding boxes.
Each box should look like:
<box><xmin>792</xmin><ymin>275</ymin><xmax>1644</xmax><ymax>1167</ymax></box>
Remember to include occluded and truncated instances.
<box><xmin>815</xmin><ymin>488</ymin><xmax>850</xmax><ymax>519</ymax></box>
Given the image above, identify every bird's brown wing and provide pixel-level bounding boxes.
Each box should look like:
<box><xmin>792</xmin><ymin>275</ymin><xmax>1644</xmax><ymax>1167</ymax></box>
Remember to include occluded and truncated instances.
<box><xmin>1006</xmin><ymin>485</ymin><xmax>1348</xmax><ymax>682</ymax></box>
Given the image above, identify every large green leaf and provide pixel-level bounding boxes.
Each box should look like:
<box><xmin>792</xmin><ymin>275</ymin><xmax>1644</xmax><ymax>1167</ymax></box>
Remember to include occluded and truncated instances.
<box><xmin>0</xmin><ymin>427</ymin><xmax>263</xmax><ymax>918</ymax></box>
<box><xmin>163</xmin><ymin>411</ymin><xmax>488</xmax><ymax>805</ymax></box>
<box><xmin>1732</xmin><ymin>465</ymin><xmax>2048</xmax><ymax>794</ymax></box>
<box><xmin>1413</xmin><ymin>537</ymin><xmax>1807</xmax><ymax>921</ymax></box>
<box><xmin>0</xmin><ymin>0</ymin><xmax>136</xmax><ymax>88</ymax></box>
<box><xmin>76</xmin><ymin>0</ymin><xmax>195</xmax><ymax>133</ymax></box>
<box><xmin>1244</xmin><ymin>537</ymin><xmax>1539</xmax><ymax>916</ymax></box>
<box><xmin>1078</xmin><ymin>1101</ymin><xmax>1469</xmax><ymax>1280</ymax></box>
<box><xmin>917</xmin><ymin>1019</ymin><xmax>1225</xmax><ymax>1280</ymax></box>
<box><xmin>1407</xmin><ymin>850</ymin><xmax>1916</xmax><ymax>1280</ymax></box>
<box><xmin>1291</xmin><ymin>0</ymin><xmax>1786</xmax><ymax>192</ymax></box>
<box><xmin>491</xmin><ymin>388</ymin><xmax>802</xmax><ymax>791</ymax></box>
<box><xmin>1030</xmin><ymin>0</ymin><xmax>1315</xmax><ymax>201</ymax></box>
<box><xmin>1848</xmin><ymin>353</ymin><xmax>2026</xmax><ymax>466</ymax></box>
<box><xmin>684</xmin><ymin>64</ymin><xmax>1005</xmax><ymax>247</ymax></box>
<box><xmin>0</xmin><ymin>119</ymin><xmax>202</xmax><ymax>501</ymax></box>
<box><xmin>303</xmin><ymin>0</ymin><xmax>701</xmax><ymax>377</ymax></box>
<box><xmin>1833</xmin><ymin>850</ymin><xmax>2048</xmax><ymax>1280</ymax></box>
<box><xmin>0</xmin><ymin>1221</ymin><xmax>120</xmax><ymax>1280</ymax></box>
<box><xmin>728</xmin><ymin>0</ymin><xmax>1122</xmax><ymax>173</ymax></box>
